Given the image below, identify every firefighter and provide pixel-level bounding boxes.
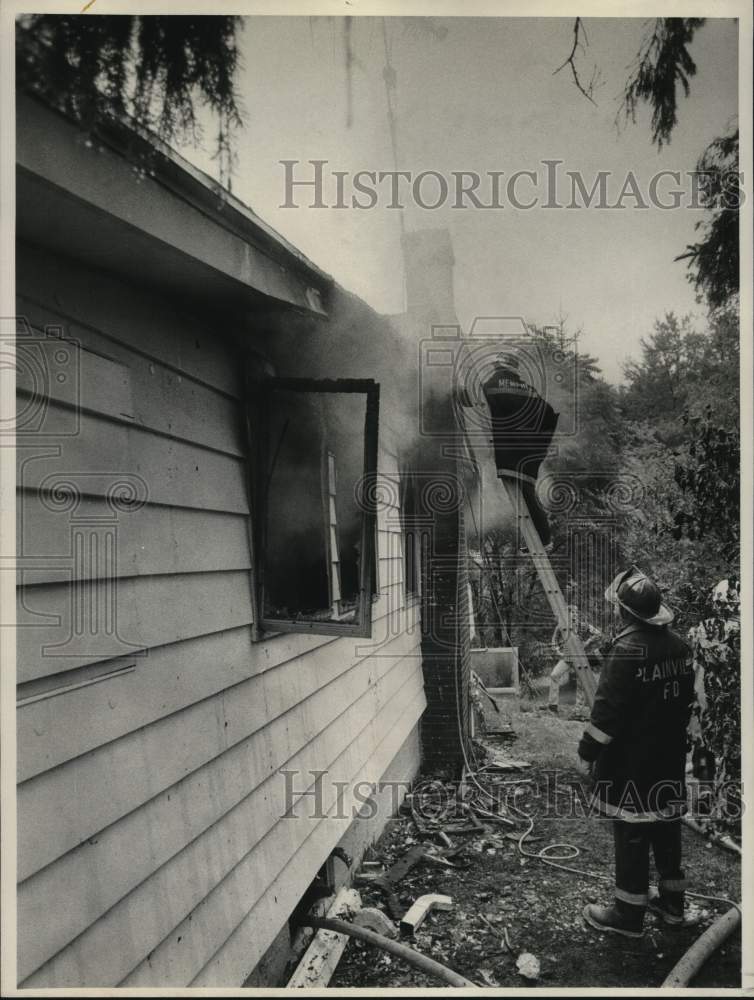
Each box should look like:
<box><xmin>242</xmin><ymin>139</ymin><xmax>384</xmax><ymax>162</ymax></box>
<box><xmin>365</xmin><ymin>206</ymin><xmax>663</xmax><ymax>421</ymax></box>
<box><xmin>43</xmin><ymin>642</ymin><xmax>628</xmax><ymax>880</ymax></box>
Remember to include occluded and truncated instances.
<box><xmin>547</xmin><ymin>605</ymin><xmax>603</xmax><ymax>713</ymax></box>
<box><xmin>577</xmin><ymin>566</ymin><xmax>695</xmax><ymax>937</ymax></box>
<box><xmin>481</xmin><ymin>352</ymin><xmax>559</xmax><ymax>545</ymax></box>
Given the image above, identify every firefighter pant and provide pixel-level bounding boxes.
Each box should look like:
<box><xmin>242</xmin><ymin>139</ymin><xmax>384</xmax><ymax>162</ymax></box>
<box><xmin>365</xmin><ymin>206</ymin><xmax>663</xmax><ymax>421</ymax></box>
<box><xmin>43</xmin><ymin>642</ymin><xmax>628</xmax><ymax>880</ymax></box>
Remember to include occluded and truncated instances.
<box><xmin>548</xmin><ymin>658</ymin><xmax>570</xmax><ymax>707</ymax></box>
<box><xmin>548</xmin><ymin>658</ymin><xmax>588</xmax><ymax>709</ymax></box>
<box><xmin>612</xmin><ymin>818</ymin><xmax>687</xmax><ymax>910</ymax></box>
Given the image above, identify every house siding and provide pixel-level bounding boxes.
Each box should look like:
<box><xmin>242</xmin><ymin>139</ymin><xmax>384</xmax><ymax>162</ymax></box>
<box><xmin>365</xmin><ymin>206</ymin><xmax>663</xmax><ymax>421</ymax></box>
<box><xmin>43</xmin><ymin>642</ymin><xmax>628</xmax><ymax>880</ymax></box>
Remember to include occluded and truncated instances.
<box><xmin>15</xmin><ymin>242</ymin><xmax>424</xmax><ymax>987</ymax></box>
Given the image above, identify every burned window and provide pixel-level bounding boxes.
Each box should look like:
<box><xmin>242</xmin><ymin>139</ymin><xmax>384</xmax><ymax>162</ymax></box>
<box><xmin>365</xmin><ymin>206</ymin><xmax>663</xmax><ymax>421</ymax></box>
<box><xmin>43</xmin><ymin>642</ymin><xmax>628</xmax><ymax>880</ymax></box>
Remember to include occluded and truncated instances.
<box><xmin>256</xmin><ymin>378</ymin><xmax>379</xmax><ymax>637</ymax></box>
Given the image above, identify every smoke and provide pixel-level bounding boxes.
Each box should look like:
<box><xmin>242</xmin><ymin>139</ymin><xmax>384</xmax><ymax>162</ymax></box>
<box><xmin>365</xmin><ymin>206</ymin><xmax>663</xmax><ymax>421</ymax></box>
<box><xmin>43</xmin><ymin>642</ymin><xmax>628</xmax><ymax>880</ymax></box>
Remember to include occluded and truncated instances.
<box><xmin>246</xmin><ymin>228</ymin><xmax>574</xmax><ymax>556</ymax></box>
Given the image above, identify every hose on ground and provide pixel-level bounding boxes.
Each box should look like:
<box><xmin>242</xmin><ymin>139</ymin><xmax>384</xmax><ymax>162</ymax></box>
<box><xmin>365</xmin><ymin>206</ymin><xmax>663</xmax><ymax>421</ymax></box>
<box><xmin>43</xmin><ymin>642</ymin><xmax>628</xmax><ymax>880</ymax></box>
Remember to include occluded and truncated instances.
<box><xmin>504</xmin><ymin>793</ymin><xmax>741</xmax><ymax>914</ymax></box>
<box><xmin>661</xmin><ymin>907</ymin><xmax>741</xmax><ymax>987</ymax></box>
<box><xmin>303</xmin><ymin>916</ymin><xmax>476</xmax><ymax>988</ymax></box>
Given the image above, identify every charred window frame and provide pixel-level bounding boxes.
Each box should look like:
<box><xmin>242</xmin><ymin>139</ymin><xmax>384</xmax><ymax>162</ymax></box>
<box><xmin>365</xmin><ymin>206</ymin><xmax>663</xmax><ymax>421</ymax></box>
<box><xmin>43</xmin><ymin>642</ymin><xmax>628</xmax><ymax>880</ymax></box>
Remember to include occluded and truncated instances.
<box><xmin>253</xmin><ymin>377</ymin><xmax>379</xmax><ymax>638</ymax></box>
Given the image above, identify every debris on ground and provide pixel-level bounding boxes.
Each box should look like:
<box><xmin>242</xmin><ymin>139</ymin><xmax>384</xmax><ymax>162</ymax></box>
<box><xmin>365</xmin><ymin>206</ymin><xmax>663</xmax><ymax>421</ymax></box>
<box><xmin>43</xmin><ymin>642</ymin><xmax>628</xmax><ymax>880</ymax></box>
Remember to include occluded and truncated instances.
<box><xmin>354</xmin><ymin>907</ymin><xmax>399</xmax><ymax>939</ymax></box>
<box><xmin>478</xmin><ymin>968</ymin><xmax>500</xmax><ymax>986</ymax></box>
<box><xmin>366</xmin><ymin>842</ymin><xmax>426</xmax><ymax>919</ymax></box>
<box><xmin>400</xmin><ymin>894</ymin><xmax>453</xmax><ymax>936</ymax></box>
<box><xmin>288</xmin><ymin>887</ymin><xmax>361</xmax><ymax>988</ymax></box>
<box><xmin>330</xmin><ymin>707</ymin><xmax>741</xmax><ymax>990</ymax></box>
<box><xmin>516</xmin><ymin>951</ymin><xmax>541</xmax><ymax>981</ymax></box>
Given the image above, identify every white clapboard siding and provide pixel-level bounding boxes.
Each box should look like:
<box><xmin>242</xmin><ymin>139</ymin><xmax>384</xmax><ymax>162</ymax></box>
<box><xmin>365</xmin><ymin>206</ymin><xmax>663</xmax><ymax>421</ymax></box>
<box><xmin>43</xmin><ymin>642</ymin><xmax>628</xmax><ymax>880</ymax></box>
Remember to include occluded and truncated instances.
<box><xmin>20</xmin><ymin>655</ymin><xmax>423</xmax><ymax>986</ymax></box>
<box><xmin>17</xmin><ymin>593</ymin><xmax>417</xmax><ymax>785</ymax></box>
<box><xmin>16</xmin><ymin>404</ymin><xmax>249</xmax><ymax>514</ymax></box>
<box><xmin>17</xmin><ymin>587</ymin><xmax>412</xmax><ymax>781</ymax></box>
<box><xmin>17</xmin><ymin>629</ymin><xmax>336</xmax><ymax>783</ymax></box>
<box><xmin>189</xmin><ymin>684</ymin><xmax>425</xmax><ymax>987</ymax></box>
<box><xmin>16</xmin><ymin>331</ymin><xmax>135</xmax><ymax>422</ymax></box>
<box><xmin>369</xmin><ymin>579</ymin><xmax>407</xmax><ymax>622</ymax></box>
<box><xmin>138</xmin><ymin>724</ymin><xmax>418</xmax><ymax>988</ymax></box>
<box><xmin>16</xmin><ymin>234</ymin><xmax>426</xmax><ymax>989</ymax></box>
<box><xmin>18</xmin><ymin>639</ymin><xmax>409</xmax><ymax>966</ymax></box>
<box><xmin>26</xmin><ymin>680</ymin><xmax>424</xmax><ymax>989</ymax></box>
<box><xmin>17</xmin><ymin>295</ymin><xmax>245</xmax><ymax>457</ymax></box>
<box><xmin>17</xmin><ymin>244</ymin><xmax>241</xmax><ymax>398</ymax></box>
<box><xmin>17</xmin><ymin>500</ymin><xmax>252</xmax><ymax>585</ymax></box>
<box><xmin>18</xmin><ymin>624</ymin><xmax>417</xmax><ymax>881</ymax></box>
<box><xmin>17</xmin><ymin>569</ymin><xmax>256</xmax><ymax>683</ymax></box>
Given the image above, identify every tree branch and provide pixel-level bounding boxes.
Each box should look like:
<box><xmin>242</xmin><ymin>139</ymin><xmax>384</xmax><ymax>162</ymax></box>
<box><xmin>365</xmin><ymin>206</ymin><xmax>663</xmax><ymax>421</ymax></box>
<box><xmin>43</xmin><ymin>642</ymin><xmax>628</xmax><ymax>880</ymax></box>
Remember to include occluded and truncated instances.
<box><xmin>616</xmin><ymin>17</ymin><xmax>706</xmax><ymax>148</ymax></box>
<box><xmin>553</xmin><ymin>17</ymin><xmax>599</xmax><ymax>106</ymax></box>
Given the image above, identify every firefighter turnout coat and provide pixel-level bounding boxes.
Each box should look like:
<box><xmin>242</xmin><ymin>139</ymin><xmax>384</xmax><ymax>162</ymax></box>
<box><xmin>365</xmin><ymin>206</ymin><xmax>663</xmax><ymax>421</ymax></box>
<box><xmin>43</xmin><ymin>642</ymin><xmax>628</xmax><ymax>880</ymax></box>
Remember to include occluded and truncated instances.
<box><xmin>577</xmin><ymin>621</ymin><xmax>695</xmax><ymax>821</ymax></box>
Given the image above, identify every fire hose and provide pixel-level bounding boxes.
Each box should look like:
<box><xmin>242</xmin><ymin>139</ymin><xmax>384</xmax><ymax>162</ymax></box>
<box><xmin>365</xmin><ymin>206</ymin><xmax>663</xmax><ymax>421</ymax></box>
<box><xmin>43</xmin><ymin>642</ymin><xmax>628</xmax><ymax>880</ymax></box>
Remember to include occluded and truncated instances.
<box><xmin>302</xmin><ymin>916</ymin><xmax>475</xmax><ymax>988</ymax></box>
<box><xmin>661</xmin><ymin>906</ymin><xmax>741</xmax><ymax>987</ymax></box>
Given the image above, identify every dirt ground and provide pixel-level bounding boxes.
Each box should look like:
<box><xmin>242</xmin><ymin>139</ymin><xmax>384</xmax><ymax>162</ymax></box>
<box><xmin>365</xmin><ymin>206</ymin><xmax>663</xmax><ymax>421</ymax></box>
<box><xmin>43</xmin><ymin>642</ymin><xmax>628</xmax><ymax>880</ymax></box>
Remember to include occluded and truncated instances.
<box><xmin>330</xmin><ymin>703</ymin><xmax>742</xmax><ymax>990</ymax></box>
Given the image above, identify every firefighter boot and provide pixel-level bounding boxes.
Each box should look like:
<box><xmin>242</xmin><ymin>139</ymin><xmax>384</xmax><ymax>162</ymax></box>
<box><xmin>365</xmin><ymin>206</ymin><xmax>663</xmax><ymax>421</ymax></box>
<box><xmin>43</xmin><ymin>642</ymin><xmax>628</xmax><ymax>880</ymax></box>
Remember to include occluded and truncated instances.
<box><xmin>583</xmin><ymin>899</ymin><xmax>645</xmax><ymax>939</ymax></box>
<box><xmin>647</xmin><ymin>886</ymin><xmax>686</xmax><ymax>926</ymax></box>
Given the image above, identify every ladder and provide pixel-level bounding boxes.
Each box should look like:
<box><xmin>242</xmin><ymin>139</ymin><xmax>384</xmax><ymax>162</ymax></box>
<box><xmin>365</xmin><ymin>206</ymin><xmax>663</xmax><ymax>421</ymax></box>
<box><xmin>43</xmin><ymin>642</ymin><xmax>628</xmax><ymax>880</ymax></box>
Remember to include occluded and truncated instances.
<box><xmin>498</xmin><ymin>474</ymin><xmax>597</xmax><ymax>707</ymax></box>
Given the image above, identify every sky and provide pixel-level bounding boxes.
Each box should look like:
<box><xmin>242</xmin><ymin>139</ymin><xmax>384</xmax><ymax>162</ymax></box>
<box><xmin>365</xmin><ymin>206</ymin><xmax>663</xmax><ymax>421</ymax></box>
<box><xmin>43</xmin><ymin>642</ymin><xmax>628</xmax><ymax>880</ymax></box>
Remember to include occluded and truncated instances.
<box><xmin>184</xmin><ymin>16</ymin><xmax>739</xmax><ymax>384</ymax></box>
